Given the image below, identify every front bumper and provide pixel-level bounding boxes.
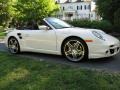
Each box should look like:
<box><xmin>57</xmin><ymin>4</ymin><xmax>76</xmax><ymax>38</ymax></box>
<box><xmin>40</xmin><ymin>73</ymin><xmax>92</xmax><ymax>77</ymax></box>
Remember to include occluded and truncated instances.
<box><xmin>88</xmin><ymin>36</ymin><xmax>120</xmax><ymax>59</ymax></box>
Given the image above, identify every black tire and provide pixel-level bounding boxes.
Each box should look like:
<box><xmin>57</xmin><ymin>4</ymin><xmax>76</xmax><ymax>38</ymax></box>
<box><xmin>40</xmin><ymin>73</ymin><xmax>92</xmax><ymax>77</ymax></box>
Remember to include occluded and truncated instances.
<box><xmin>8</xmin><ymin>37</ymin><xmax>20</xmax><ymax>54</ymax></box>
<box><xmin>62</xmin><ymin>38</ymin><xmax>88</xmax><ymax>62</ymax></box>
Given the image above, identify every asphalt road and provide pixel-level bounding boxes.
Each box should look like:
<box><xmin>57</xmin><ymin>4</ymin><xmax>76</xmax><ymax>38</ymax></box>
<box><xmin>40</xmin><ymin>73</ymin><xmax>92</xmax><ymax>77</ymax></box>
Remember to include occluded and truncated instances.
<box><xmin>0</xmin><ymin>41</ymin><xmax>120</xmax><ymax>72</ymax></box>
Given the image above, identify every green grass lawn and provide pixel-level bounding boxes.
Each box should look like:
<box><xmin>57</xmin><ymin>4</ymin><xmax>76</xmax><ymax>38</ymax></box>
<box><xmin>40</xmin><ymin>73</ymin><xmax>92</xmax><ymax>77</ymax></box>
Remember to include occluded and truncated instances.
<box><xmin>0</xmin><ymin>52</ymin><xmax>120</xmax><ymax>90</ymax></box>
<box><xmin>0</xmin><ymin>26</ymin><xmax>5</xmax><ymax>39</ymax></box>
<box><xmin>0</xmin><ymin>31</ymin><xmax>5</xmax><ymax>39</ymax></box>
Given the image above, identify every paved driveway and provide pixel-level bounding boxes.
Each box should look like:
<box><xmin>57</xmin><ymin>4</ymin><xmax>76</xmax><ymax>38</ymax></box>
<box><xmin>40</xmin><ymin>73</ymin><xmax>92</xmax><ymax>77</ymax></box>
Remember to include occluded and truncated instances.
<box><xmin>0</xmin><ymin>41</ymin><xmax>120</xmax><ymax>72</ymax></box>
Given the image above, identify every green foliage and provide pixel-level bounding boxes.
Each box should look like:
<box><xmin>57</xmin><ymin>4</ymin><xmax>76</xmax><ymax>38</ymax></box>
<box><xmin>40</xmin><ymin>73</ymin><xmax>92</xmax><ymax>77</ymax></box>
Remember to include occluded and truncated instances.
<box><xmin>0</xmin><ymin>26</ymin><xmax>3</xmax><ymax>31</ymax></box>
<box><xmin>67</xmin><ymin>19</ymin><xmax>112</xmax><ymax>33</ymax></box>
<box><xmin>0</xmin><ymin>0</ymin><xmax>17</xmax><ymax>27</ymax></box>
<box><xmin>114</xmin><ymin>8</ymin><xmax>120</xmax><ymax>32</ymax></box>
<box><xmin>96</xmin><ymin>0</ymin><xmax>120</xmax><ymax>32</ymax></box>
<box><xmin>0</xmin><ymin>31</ymin><xmax>5</xmax><ymax>36</ymax></box>
<box><xmin>0</xmin><ymin>26</ymin><xmax>5</xmax><ymax>38</ymax></box>
<box><xmin>0</xmin><ymin>52</ymin><xmax>120</xmax><ymax>90</ymax></box>
<box><xmin>96</xmin><ymin>0</ymin><xmax>112</xmax><ymax>22</ymax></box>
<box><xmin>0</xmin><ymin>0</ymin><xmax>9</xmax><ymax>26</ymax></box>
<box><xmin>0</xmin><ymin>0</ymin><xmax>59</xmax><ymax>27</ymax></box>
<box><xmin>67</xmin><ymin>19</ymin><xmax>92</xmax><ymax>28</ymax></box>
<box><xmin>13</xmin><ymin>0</ymin><xmax>59</xmax><ymax>23</ymax></box>
<box><xmin>91</xmin><ymin>20</ymin><xmax>112</xmax><ymax>31</ymax></box>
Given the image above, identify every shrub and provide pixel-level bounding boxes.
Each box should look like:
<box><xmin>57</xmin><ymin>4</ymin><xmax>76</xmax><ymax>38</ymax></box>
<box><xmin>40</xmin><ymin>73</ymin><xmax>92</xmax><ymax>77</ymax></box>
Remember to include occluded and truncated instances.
<box><xmin>91</xmin><ymin>20</ymin><xmax>112</xmax><ymax>32</ymax></box>
<box><xmin>66</xmin><ymin>19</ymin><xmax>112</xmax><ymax>33</ymax></box>
<box><xmin>0</xmin><ymin>26</ymin><xmax>4</xmax><ymax>32</ymax></box>
<box><xmin>114</xmin><ymin>8</ymin><xmax>120</xmax><ymax>33</ymax></box>
<box><xmin>66</xmin><ymin>19</ymin><xmax>92</xmax><ymax>28</ymax></box>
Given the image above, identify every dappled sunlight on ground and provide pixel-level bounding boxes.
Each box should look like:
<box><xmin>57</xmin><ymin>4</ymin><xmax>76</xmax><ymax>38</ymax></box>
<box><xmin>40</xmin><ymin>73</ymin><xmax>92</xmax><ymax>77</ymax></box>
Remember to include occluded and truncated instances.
<box><xmin>0</xmin><ymin>68</ymin><xmax>29</xmax><ymax>89</ymax></box>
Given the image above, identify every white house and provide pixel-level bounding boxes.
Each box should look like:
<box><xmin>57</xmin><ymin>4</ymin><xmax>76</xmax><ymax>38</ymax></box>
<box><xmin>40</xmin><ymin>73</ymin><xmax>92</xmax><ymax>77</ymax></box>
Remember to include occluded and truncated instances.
<box><xmin>56</xmin><ymin>0</ymin><xmax>98</xmax><ymax>20</ymax></box>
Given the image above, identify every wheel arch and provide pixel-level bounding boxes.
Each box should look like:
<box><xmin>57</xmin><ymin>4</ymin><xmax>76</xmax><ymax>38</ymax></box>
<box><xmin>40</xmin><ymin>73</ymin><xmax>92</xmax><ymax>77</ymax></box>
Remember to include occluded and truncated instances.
<box><xmin>61</xmin><ymin>36</ymin><xmax>89</xmax><ymax>56</ymax></box>
<box><xmin>8</xmin><ymin>36</ymin><xmax>18</xmax><ymax>43</ymax></box>
<box><xmin>7</xmin><ymin>36</ymin><xmax>21</xmax><ymax>51</ymax></box>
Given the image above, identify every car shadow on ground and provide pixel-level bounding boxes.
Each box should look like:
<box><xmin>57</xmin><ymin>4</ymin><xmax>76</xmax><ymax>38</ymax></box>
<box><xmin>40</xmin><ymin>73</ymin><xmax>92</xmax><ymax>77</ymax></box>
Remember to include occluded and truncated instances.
<box><xmin>19</xmin><ymin>52</ymin><xmax>115</xmax><ymax>64</ymax></box>
<box><xmin>0</xmin><ymin>42</ymin><xmax>116</xmax><ymax>65</ymax></box>
<box><xmin>18</xmin><ymin>52</ymin><xmax>120</xmax><ymax>72</ymax></box>
<box><xmin>1</xmin><ymin>42</ymin><xmax>120</xmax><ymax>72</ymax></box>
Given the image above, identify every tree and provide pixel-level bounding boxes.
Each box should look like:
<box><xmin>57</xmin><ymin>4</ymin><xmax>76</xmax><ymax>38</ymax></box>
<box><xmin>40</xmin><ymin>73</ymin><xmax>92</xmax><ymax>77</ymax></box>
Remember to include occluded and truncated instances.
<box><xmin>0</xmin><ymin>0</ymin><xmax>59</xmax><ymax>28</ymax></box>
<box><xmin>96</xmin><ymin>0</ymin><xmax>112</xmax><ymax>22</ymax></box>
<box><xmin>0</xmin><ymin>0</ymin><xmax>17</xmax><ymax>27</ymax></box>
<box><xmin>0</xmin><ymin>0</ymin><xmax>10</xmax><ymax>26</ymax></box>
<box><xmin>114</xmin><ymin>8</ymin><xmax>120</xmax><ymax>30</ymax></box>
<box><xmin>13</xmin><ymin>0</ymin><xmax>59</xmax><ymax>24</ymax></box>
<box><xmin>96</xmin><ymin>0</ymin><xmax>120</xmax><ymax>31</ymax></box>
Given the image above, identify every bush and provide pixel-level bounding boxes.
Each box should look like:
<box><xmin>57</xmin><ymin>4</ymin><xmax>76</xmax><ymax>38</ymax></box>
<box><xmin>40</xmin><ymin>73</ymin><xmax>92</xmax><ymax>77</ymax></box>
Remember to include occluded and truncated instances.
<box><xmin>0</xmin><ymin>26</ymin><xmax>4</xmax><ymax>32</ymax></box>
<box><xmin>114</xmin><ymin>8</ymin><xmax>120</xmax><ymax>33</ymax></box>
<box><xmin>91</xmin><ymin>20</ymin><xmax>112</xmax><ymax>32</ymax></box>
<box><xmin>66</xmin><ymin>19</ymin><xmax>92</xmax><ymax>28</ymax></box>
<box><xmin>66</xmin><ymin>19</ymin><xmax>112</xmax><ymax>33</ymax></box>
<box><xmin>0</xmin><ymin>26</ymin><xmax>5</xmax><ymax>39</ymax></box>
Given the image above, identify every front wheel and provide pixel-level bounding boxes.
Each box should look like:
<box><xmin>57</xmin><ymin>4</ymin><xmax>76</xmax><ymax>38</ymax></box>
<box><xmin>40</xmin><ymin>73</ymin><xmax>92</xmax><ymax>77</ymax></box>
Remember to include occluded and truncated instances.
<box><xmin>62</xmin><ymin>38</ymin><xmax>88</xmax><ymax>62</ymax></box>
<box><xmin>8</xmin><ymin>37</ymin><xmax>20</xmax><ymax>54</ymax></box>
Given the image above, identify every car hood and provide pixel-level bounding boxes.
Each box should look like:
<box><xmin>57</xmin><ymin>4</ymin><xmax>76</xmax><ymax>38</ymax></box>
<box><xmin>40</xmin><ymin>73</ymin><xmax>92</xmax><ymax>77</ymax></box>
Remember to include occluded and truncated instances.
<box><xmin>66</xmin><ymin>27</ymin><xmax>119</xmax><ymax>42</ymax></box>
<box><xmin>58</xmin><ymin>27</ymin><xmax>104</xmax><ymax>34</ymax></box>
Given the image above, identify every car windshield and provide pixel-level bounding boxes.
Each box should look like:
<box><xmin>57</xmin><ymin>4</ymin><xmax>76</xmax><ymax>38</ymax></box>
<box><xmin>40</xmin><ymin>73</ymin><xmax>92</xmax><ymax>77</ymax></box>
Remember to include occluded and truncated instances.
<box><xmin>45</xmin><ymin>18</ymin><xmax>73</xmax><ymax>29</ymax></box>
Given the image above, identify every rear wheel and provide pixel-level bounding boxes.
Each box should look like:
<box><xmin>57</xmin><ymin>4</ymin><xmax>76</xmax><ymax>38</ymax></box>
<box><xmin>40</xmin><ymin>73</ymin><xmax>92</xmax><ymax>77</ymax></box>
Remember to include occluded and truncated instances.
<box><xmin>62</xmin><ymin>38</ymin><xmax>88</xmax><ymax>62</ymax></box>
<box><xmin>8</xmin><ymin>37</ymin><xmax>20</xmax><ymax>54</ymax></box>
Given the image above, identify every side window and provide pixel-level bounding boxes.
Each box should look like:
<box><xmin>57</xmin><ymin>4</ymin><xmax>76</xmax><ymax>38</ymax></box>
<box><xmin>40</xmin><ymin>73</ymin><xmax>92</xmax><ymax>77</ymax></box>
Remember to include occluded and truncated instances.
<box><xmin>38</xmin><ymin>20</ymin><xmax>52</xmax><ymax>30</ymax></box>
<box><xmin>9</xmin><ymin>20</ymin><xmax>39</xmax><ymax>30</ymax></box>
<box><xmin>26</xmin><ymin>21</ymin><xmax>39</xmax><ymax>30</ymax></box>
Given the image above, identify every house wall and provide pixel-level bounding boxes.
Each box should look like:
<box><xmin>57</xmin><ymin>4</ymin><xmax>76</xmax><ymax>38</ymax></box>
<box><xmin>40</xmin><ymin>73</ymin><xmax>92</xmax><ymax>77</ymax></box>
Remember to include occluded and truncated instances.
<box><xmin>56</xmin><ymin>0</ymin><xmax>98</xmax><ymax>20</ymax></box>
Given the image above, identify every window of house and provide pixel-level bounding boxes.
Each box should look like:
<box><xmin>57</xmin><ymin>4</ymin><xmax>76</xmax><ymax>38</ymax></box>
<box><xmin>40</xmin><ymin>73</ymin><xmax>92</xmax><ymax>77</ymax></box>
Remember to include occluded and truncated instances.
<box><xmin>91</xmin><ymin>14</ymin><xmax>93</xmax><ymax>17</ymax></box>
<box><xmin>81</xmin><ymin>5</ymin><xmax>82</xmax><ymax>10</ymax></box>
<box><xmin>88</xmin><ymin>4</ymin><xmax>91</xmax><ymax>9</ymax></box>
<box><xmin>77</xmin><ymin>6</ymin><xmax>79</xmax><ymax>10</ymax></box>
<box><xmin>63</xmin><ymin>7</ymin><xmax>65</xmax><ymax>10</ymax></box>
<box><xmin>69</xmin><ymin>6</ymin><xmax>73</xmax><ymax>9</ymax></box>
<box><xmin>84</xmin><ymin>5</ymin><xmax>86</xmax><ymax>10</ymax></box>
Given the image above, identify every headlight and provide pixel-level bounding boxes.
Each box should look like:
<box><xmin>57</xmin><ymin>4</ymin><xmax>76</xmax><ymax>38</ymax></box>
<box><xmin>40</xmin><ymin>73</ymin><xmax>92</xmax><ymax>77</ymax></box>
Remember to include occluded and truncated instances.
<box><xmin>92</xmin><ymin>31</ymin><xmax>105</xmax><ymax>41</ymax></box>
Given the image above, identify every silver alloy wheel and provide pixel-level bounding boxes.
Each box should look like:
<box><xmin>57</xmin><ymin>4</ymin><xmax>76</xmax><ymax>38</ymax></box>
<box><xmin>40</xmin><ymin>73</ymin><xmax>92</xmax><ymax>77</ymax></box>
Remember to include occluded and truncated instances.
<box><xmin>8</xmin><ymin>38</ymin><xmax>19</xmax><ymax>54</ymax></box>
<box><xmin>64</xmin><ymin>40</ymin><xmax>85</xmax><ymax>62</ymax></box>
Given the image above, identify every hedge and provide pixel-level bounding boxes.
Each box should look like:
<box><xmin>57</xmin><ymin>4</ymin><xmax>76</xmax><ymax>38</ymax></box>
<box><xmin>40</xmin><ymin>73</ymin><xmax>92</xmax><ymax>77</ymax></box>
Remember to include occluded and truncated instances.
<box><xmin>66</xmin><ymin>19</ymin><xmax>117</xmax><ymax>33</ymax></box>
<box><xmin>0</xmin><ymin>26</ymin><xmax>4</xmax><ymax>32</ymax></box>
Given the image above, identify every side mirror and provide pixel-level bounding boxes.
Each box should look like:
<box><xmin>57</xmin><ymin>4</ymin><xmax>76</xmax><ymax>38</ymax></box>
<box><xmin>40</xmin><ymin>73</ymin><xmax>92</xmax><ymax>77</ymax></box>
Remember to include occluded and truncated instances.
<box><xmin>38</xmin><ymin>25</ymin><xmax>50</xmax><ymax>30</ymax></box>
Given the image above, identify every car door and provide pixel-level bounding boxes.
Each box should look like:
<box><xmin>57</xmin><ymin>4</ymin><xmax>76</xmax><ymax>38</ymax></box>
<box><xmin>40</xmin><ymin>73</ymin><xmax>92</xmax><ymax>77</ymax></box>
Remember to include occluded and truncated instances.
<box><xmin>22</xmin><ymin>29</ymin><xmax>57</xmax><ymax>52</ymax></box>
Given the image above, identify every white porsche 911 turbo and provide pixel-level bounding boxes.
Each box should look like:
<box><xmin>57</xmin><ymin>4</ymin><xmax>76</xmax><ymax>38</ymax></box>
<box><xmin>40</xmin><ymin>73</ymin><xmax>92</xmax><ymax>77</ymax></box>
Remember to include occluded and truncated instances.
<box><xmin>5</xmin><ymin>17</ymin><xmax>120</xmax><ymax>62</ymax></box>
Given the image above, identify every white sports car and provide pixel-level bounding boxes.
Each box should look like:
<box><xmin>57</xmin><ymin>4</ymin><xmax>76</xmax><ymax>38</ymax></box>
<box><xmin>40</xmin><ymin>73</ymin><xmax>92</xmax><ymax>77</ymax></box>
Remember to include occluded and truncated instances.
<box><xmin>5</xmin><ymin>17</ymin><xmax>120</xmax><ymax>62</ymax></box>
